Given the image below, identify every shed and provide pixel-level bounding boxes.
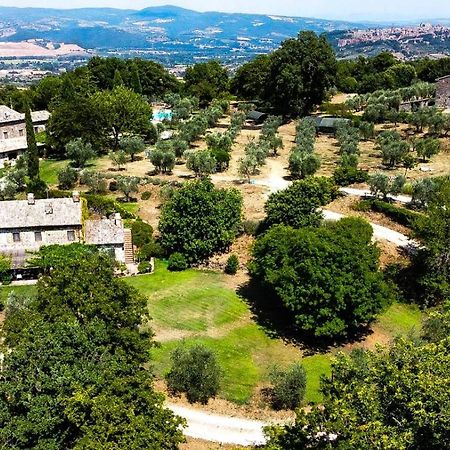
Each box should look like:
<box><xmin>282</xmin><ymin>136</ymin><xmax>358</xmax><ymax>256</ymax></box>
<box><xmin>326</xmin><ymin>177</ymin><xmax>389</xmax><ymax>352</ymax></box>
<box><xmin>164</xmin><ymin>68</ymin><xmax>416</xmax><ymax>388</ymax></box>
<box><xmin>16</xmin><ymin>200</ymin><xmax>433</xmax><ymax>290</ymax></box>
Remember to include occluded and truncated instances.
<box><xmin>246</xmin><ymin>111</ymin><xmax>268</xmax><ymax>125</ymax></box>
<box><xmin>316</xmin><ymin>117</ymin><xmax>350</xmax><ymax>134</ymax></box>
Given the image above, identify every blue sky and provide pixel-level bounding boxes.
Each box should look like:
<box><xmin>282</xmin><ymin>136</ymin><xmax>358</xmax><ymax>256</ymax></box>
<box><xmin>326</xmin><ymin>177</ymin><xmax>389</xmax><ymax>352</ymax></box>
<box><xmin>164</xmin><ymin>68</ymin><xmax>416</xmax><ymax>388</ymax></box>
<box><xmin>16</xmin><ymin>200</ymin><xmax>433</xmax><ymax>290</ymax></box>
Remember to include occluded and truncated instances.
<box><xmin>0</xmin><ymin>0</ymin><xmax>449</xmax><ymax>21</ymax></box>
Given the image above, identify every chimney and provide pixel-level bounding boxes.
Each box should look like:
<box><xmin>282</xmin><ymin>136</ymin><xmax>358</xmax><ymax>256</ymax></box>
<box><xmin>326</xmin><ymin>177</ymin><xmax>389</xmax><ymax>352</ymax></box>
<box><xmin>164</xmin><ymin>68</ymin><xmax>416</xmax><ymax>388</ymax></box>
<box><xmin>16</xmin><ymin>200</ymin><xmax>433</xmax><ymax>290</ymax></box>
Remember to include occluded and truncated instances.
<box><xmin>45</xmin><ymin>203</ymin><xmax>53</xmax><ymax>215</ymax></box>
<box><xmin>72</xmin><ymin>191</ymin><xmax>80</xmax><ymax>203</ymax></box>
<box><xmin>27</xmin><ymin>193</ymin><xmax>35</xmax><ymax>205</ymax></box>
<box><xmin>114</xmin><ymin>213</ymin><xmax>121</xmax><ymax>225</ymax></box>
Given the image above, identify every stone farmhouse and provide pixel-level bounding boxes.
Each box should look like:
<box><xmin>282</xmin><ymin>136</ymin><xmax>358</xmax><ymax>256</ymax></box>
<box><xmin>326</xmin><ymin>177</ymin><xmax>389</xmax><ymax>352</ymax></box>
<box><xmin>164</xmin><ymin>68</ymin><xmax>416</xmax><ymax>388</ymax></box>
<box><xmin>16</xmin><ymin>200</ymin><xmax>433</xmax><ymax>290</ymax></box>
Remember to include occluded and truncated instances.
<box><xmin>0</xmin><ymin>105</ymin><xmax>50</xmax><ymax>167</ymax></box>
<box><xmin>0</xmin><ymin>192</ymin><xmax>133</xmax><ymax>268</ymax></box>
<box><xmin>436</xmin><ymin>75</ymin><xmax>450</xmax><ymax>110</ymax></box>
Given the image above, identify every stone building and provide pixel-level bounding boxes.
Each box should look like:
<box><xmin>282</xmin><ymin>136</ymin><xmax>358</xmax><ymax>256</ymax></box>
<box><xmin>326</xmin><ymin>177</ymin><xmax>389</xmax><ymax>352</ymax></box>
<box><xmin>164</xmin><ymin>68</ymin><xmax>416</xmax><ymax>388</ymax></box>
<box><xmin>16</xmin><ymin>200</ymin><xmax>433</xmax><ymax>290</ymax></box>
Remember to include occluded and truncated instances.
<box><xmin>0</xmin><ymin>192</ymin><xmax>133</xmax><ymax>267</ymax></box>
<box><xmin>436</xmin><ymin>75</ymin><xmax>450</xmax><ymax>109</ymax></box>
<box><xmin>0</xmin><ymin>105</ymin><xmax>50</xmax><ymax>165</ymax></box>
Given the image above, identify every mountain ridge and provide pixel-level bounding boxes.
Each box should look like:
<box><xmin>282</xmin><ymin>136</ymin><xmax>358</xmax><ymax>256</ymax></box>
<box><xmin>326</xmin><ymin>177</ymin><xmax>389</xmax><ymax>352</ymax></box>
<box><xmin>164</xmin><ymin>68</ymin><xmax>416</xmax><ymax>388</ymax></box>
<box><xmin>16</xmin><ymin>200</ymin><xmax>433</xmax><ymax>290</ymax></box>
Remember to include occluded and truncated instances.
<box><xmin>0</xmin><ymin>5</ymin><xmax>449</xmax><ymax>65</ymax></box>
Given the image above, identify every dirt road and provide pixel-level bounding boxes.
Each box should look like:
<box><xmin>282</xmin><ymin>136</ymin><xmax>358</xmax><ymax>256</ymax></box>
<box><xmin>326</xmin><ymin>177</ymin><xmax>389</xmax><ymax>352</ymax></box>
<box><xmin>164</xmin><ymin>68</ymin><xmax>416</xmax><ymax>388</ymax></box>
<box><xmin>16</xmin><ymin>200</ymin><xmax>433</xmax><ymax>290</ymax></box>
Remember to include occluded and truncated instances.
<box><xmin>167</xmin><ymin>404</ymin><xmax>269</xmax><ymax>446</ymax></box>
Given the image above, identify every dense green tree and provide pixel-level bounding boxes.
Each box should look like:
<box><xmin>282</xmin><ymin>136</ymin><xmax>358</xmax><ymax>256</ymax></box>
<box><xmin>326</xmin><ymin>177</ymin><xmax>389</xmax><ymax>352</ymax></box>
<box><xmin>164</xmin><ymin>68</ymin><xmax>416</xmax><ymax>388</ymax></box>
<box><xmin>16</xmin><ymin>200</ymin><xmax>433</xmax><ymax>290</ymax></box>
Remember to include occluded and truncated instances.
<box><xmin>264</xmin><ymin>177</ymin><xmax>336</xmax><ymax>229</ymax></box>
<box><xmin>0</xmin><ymin>84</ymin><xmax>30</xmax><ymax>112</ymax></box>
<box><xmin>369</xmin><ymin>173</ymin><xmax>405</xmax><ymax>199</ymax></box>
<box><xmin>159</xmin><ymin>179</ymin><xmax>242</xmax><ymax>263</ymax></box>
<box><xmin>385</xmin><ymin>63</ymin><xmax>417</xmax><ymax>89</ymax></box>
<box><xmin>264</xmin><ymin>32</ymin><xmax>337</xmax><ymax>116</ymax></box>
<box><xmin>230</xmin><ymin>55</ymin><xmax>271</xmax><ymax>101</ymax></box>
<box><xmin>185</xmin><ymin>149</ymin><xmax>217</xmax><ymax>178</ymax></box>
<box><xmin>147</xmin><ymin>143</ymin><xmax>176</xmax><ymax>174</ymax></box>
<box><xmin>377</xmin><ymin>131</ymin><xmax>410</xmax><ymax>168</ymax></box>
<box><xmin>250</xmin><ymin>218</ymin><xmax>389</xmax><ymax>338</ymax></box>
<box><xmin>411</xmin><ymin>178</ymin><xmax>437</xmax><ymax>209</ymax></box>
<box><xmin>224</xmin><ymin>254</ymin><xmax>239</xmax><ymax>275</ymax></box>
<box><xmin>416</xmin><ymin>138</ymin><xmax>441</xmax><ymax>162</ymax></box>
<box><xmin>31</xmin><ymin>75</ymin><xmax>63</xmax><ymax>110</ymax></box>
<box><xmin>166</xmin><ymin>343</ymin><xmax>221</xmax><ymax>404</ymax></box>
<box><xmin>414</xmin><ymin>180</ymin><xmax>450</xmax><ymax>304</ymax></box>
<box><xmin>264</xmin><ymin>338</ymin><xmax>450</xmax><ymax>449</ymax></box>
<box><xmin>167</xmin><ymin>252</ymin><xmax>188</xmax><ymax>272</ymax></box>
<box><xmin>131</xmin><ymin>220</ymin><xmax>153</xmax><ymax>248</ymax></box>
<box><xmin>268</xmin><ymin>363</ymin><xmax>307</xmax><ymax>411</ymax></box>
<box><xmin>130</xmin><ymin>62</ymin><xmax>143</xmax><ymax>94</ymax></box>
<box><xmin>288</xmin><ymin>151</ymin><xmax>321</xmax><ymax>179</ymax></box>
<box><xmin>95</xmin><ymin>86</ymin><xmax>152</xmax><ymax>149</ymax></box>
<box><xmin>113</xmin><ymin>68</ymin><xmax>125</xmax><ymax>87</ymax></box>
<box><xmin>47</xmin><ymin>91</ymin><xmax>109</xmax><ymax>154</ymax></box>
<box><xmin>184</xmin><ymin>61</ymin><xmax>229</xmax><ymax>106</ymax></box>
<box><xmin>0</xmin><ymin>249</ymin><xmax>184</xmax><ymax>448</ymax></box>
<box><xmin>86</xmin><ymin>56</ymin><xmax>179</xmax><ymax>97</ymax></box>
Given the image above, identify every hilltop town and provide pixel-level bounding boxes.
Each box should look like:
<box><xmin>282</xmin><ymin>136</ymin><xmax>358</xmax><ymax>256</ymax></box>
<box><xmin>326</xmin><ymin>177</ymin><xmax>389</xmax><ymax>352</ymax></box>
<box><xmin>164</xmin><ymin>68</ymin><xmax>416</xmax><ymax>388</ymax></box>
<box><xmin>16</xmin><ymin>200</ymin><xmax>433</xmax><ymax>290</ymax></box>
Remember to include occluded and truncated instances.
<box><xmin>331</xmin><ymin>23</ymin><xmax>450</xmax><ymax>58</ymax></box>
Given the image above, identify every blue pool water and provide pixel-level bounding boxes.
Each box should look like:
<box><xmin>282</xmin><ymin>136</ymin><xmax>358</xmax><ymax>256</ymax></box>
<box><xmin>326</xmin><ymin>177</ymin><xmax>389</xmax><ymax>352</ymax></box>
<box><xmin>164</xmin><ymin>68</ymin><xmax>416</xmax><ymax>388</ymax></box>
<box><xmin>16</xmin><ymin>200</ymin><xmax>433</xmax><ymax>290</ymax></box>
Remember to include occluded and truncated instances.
<box><xmin>153</xmin><ymin>110</ymin><xmax>173</xmax><ymax>122</ymax></box>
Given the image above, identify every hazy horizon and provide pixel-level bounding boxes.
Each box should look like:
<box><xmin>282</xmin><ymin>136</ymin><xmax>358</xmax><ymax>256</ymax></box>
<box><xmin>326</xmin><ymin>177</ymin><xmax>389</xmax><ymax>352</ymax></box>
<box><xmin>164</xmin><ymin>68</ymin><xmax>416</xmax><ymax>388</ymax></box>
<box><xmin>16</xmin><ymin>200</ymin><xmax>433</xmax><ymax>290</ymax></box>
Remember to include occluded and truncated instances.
<box><xmin>0</xmin><ymin>0</ymin><xmax>449</xmax><ymax>22</ymax></box>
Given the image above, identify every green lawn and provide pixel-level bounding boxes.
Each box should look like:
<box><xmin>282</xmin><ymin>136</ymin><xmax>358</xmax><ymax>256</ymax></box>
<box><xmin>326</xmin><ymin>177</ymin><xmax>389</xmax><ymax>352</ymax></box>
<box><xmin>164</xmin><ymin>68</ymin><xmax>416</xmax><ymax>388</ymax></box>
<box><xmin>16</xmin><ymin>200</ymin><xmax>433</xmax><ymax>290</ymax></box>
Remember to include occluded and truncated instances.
<box><xmin>127</xmin><ymin>262</ymin><xmax>424</xmax><ymax>405</ymax></box>
<box><xmin>1</xmin><ymin>263</ymin><xmax>424</xmax><ymax>406</ymax></box>
<box><xmin>0</xmin><ymin>284</ymin><xmax>36</xmax><ymax>308</ymax></box>
<box><xmin>39</xmin><ymin>159</ymin><xmax>69</xmax><ymax>185</ymax></box>
<box><xmin>118</xmin><ymin>202</ymin><xmax>140</xmax><ymax>216</ymax></box>
<box><xmin>376</xmin><ymin>302</ymin><xmax>423</xmax><ymax>337</ymax></box>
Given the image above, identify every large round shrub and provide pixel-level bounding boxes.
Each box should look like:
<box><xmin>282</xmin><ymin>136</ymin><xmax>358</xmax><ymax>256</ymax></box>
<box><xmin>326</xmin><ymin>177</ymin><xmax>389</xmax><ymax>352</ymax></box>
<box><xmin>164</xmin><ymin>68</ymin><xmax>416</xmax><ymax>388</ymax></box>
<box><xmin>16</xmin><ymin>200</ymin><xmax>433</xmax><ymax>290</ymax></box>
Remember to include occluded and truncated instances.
<box><xmin>159</xmin><ymin>179</ymin><xmax>242</xmax><ymax>263</ymax></box>
<box><xmin>250</xmin><ymin>218</ymin><xmax>390</xmax><ymax>338</ymax></box>
<box><xmin>264</xmin><ymin>177</ymin><xmax>336</xmax><ymax>229</ymax></box>
<box><xmin>167</xmin><ymin>253</ymin><xmax>187</xmax><ymax>272</ymax></box>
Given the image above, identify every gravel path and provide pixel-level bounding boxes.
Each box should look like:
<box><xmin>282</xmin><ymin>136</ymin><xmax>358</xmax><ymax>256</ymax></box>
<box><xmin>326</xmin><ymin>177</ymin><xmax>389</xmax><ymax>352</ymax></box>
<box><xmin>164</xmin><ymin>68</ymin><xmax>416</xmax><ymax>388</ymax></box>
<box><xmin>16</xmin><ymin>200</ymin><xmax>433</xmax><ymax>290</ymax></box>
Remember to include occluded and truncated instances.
<box><xmin>167</xmin><ymin>404</ymin><xmax>269</xmax><ymax>446</ymax></box>
<box><xmin>339</xmin><ymin>187</ymin><xmax>412</xmax><ymax>204</ymax></box>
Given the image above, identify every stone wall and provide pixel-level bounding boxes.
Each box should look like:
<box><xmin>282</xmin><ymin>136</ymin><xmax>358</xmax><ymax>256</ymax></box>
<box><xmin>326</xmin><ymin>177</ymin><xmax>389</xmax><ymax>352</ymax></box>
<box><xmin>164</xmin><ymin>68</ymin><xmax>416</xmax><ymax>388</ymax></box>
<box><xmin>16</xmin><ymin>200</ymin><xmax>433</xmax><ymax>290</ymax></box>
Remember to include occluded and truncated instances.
<box><xmin>0</xmin><ymin>122</ymin><xmax>46</xmax><ymax>140</ymax></box>
<box><xmin>0</xmin><ymin>226</ymin><xmax>82</xmax><ymax>251</ymax></box>
<box><xmin>436</xmin><ymin>76</ymin><xmax>450</xmax><ymax>109</ymax></box>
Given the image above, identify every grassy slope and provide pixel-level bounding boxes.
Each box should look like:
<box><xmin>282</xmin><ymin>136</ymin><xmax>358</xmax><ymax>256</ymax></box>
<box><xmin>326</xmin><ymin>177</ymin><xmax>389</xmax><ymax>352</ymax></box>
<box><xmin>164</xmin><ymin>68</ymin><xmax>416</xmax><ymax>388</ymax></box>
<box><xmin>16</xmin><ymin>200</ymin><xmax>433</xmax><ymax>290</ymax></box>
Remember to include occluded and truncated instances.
<box><xmin>39</xmin><ymin>159</ymin><xmax>69</xmax><ymax>185</ymax></box>
<box><xmin>1</xmin><ymin>264</ymin><xmax>424</xmax><ymax>405</ymax></box>
<box><xmin>127</xmin><ymin>262</ymin><xmax>423</xmax><ymax>404</ymax></box>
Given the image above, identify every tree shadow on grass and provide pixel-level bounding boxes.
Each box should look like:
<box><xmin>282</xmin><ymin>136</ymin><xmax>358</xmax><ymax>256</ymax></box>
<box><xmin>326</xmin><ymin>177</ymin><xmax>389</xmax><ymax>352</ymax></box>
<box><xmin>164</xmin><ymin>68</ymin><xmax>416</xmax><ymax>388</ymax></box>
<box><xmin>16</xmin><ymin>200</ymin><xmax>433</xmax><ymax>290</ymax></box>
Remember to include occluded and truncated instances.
<box><xmin>238</xmin><ymin>277</ymin><xmax>378</xmax><ymax>355</ymax></box>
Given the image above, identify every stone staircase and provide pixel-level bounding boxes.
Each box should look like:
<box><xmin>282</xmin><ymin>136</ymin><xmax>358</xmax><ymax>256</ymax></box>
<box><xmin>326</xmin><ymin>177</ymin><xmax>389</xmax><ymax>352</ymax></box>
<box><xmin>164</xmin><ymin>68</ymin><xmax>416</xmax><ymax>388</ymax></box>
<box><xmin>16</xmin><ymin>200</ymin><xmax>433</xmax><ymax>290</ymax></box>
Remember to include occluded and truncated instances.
<box><xmin>123</xmin><ymin>229</ymin><xmax>134</xmax><ymax>264</ymax></box>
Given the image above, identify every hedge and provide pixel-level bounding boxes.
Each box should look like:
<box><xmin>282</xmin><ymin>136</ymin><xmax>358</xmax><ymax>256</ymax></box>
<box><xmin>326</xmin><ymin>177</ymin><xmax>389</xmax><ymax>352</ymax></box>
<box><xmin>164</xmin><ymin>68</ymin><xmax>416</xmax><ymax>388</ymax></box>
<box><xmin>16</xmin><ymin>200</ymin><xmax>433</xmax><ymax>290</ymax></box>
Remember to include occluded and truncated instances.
<box><xmin>367</xmin><ymin>199</ymin><xmax>422</xmax><ymax>228</ymax></box>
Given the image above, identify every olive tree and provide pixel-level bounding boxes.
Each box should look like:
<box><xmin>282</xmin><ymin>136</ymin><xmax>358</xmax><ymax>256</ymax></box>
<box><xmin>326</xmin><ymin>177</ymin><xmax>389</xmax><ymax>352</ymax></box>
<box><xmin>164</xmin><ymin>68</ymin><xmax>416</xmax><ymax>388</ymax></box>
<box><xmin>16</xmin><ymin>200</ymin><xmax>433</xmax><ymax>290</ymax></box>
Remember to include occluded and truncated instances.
<box><xmin>117</xmin><ymin>176</ymin><xmax>140</xmax><ymax>202</ymax></box>
<box><xmin>66</xmin><ymin>138</ymin><xmax>96</xmax><ymax>168</ymax></box>
<box><xmin>165</xmin><ymin>344</ymin><xmax>221</xmax><ymax>404</ymax></box>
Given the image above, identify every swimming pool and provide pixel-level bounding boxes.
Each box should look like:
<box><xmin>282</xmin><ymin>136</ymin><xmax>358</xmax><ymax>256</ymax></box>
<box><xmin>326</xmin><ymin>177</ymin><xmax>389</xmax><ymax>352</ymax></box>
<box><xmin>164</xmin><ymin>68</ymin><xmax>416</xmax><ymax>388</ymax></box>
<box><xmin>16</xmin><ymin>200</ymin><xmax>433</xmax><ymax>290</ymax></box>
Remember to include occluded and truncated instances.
<box><xmin>153</xmin><ymin>109</ymin><xmax>173</xmax><ymax>122</ymax></box>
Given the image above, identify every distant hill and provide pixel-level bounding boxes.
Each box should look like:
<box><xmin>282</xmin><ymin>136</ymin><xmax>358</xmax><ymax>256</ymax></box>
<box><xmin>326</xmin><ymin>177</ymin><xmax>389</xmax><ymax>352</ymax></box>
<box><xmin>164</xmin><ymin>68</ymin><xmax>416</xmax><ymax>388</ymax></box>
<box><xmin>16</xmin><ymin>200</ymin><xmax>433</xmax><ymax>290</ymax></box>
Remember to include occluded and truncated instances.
<box><xmin>0</xmin><ymin>5</ymin><xmax>448</xmax><ymax>65</ymax></box>
<box><xmin>0</xmin><ymin>5</ymin><xmax>367</xmax><ymax>64</ymax></box>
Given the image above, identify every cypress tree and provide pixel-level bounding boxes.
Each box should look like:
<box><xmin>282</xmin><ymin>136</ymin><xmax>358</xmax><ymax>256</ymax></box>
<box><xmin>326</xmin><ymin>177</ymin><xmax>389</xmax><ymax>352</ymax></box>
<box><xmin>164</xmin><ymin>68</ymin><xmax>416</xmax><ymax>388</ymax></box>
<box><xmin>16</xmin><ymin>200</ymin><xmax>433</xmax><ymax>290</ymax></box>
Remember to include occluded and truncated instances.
<box><xmin>113</xmin><ymin>69</ymin><xmax>124</xmax><ymax>88</ymax></box>
<box><xmin>25</xmin><ymin>105</ymin><xmax>39</xmax><ymax>180</ymax></box>
<box><xmin>131</xmin><ymin>63</ymin><xmax>143</xmax><ymax>94</ymax></box>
